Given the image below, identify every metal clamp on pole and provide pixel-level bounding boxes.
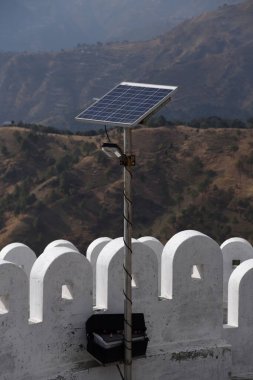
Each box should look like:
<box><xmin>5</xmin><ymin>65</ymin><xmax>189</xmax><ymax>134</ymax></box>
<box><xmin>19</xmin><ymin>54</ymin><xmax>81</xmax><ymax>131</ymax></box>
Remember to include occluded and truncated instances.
<box><xmin>120</xmin><ymin>154</ymin><xmax>136</xmax><ymax>167</ymax></box>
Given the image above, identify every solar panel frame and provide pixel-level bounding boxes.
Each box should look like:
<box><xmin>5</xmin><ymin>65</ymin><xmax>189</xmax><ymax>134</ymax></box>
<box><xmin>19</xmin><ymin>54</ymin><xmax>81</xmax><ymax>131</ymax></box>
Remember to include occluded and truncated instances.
<box><xmin>75</xmin><ymin>82</ymin><xmax>178</xmax><ymax>128</ymax></box>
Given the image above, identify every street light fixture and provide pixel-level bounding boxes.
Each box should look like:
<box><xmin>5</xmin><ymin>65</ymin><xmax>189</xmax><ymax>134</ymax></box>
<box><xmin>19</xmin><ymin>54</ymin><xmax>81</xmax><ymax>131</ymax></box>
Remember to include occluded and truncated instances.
<box><xmin>102</xmin><ymin>142</ymin><xmax>135</xmax><ymax>166</ymax></box>
<box><xmin>76</xmin><ymin>81</ymin><xmax>177</xmax><ymax>380</ymax></box>
<box><xmin>101</xmin><ymin>142</ymin><xmax>123</xmax><ymax>158</ymax></box>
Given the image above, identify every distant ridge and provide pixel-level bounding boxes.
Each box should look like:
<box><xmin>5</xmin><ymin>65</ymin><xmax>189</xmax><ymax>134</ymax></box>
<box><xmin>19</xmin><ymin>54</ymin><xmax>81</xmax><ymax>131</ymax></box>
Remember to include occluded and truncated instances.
<box><xmin>0</xmin><ymin>0</ymin><xmax>243</xmax><ymax>51</ymax></box>
<box><xmin>0</xmin><ymin>0</ymin><xmax>252</xmax><ymax>126</ymax></box>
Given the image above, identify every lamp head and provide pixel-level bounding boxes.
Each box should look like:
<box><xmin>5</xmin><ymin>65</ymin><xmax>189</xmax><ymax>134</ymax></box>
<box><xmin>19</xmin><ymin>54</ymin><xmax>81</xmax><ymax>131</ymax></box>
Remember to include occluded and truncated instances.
<box><xmin>101</xmin><ymin>143</ymin><xmax>123</xmax><ymax>159</ymax></box>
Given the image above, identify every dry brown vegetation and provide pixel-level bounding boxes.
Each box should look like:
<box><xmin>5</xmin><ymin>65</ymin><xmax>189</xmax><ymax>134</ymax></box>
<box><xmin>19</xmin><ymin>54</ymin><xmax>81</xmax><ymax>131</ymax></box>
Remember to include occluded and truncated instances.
<box><xmin>0</xmin><ymin>123</ymin><xmax>253</xmax><ymax>254</ymax></box>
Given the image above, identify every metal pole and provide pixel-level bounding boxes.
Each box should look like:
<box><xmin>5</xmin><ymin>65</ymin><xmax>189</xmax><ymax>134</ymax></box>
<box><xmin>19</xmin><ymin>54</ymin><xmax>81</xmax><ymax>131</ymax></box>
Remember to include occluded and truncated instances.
<box><xmin>123</xmin><ymin>127</ymin><xmax>133</xmax><ymax>380</ymax></box>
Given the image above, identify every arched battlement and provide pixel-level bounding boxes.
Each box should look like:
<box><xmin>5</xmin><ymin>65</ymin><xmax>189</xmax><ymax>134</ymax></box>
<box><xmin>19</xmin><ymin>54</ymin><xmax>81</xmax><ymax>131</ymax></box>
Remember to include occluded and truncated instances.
<box><xmin>96</xmin><ymin>238</ymin><xmax>158</xmax><ymax>314</ymax></box>
<box><xmin>221</xmin><ymin>237</ymin><xmax>253</xmax><ymax>304</ymax></box>
<box><xmin>30</xmin><ymin>247</ymin><xmax>92</xmax><ymax>324</ymax></box>
<box><xmin>43</xmin><ymin>239</ymin><xmax>79</xmax><ymax>253</ymax></box>
<box><xmin>138</xmin><ymin>236</ymin><xmax>163</xmax><ymax>294</ymax></box>
<box><xmin>95</xmin><ymin>237</ymin><xmax>160</xmax><ymax>344</ymax></box>
<box><xmin>227</xmin><ymin>259</ymin><xmax>253</xmax><ymax>327</ymax></box>
<box><xmin>160</xmin><ymin>230</ymin><xmax>223</xmax><ymax>341</ymax></box>
<box><xmin>0</xmin><ymin>259</ymin><xmax>29</xmax><ymax>379</ymax></box>
<box><xmin>0</xmin><ymin>242</ymin><xmax>36</xmax><ymax>276</ymax></box>
<box><xmin>224</xmin><ymin>259</ymin><xmax>253</xmax><ymax>374</ymax></box>
<box><xmin>86</xmin><ymin>237</ymin><xmax>112</xmax><ymax>303</ymax></box>
<box><xmin>0</xmin><ymin>259</ymin><xmax>29</xmax><ymax>325</ymax></box>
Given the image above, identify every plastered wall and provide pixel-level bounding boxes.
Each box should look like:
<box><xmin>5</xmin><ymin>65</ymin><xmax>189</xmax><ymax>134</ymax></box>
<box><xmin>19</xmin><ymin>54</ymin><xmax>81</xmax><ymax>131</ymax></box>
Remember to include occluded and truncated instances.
<box><xmin>0</xmin><ymin>231</ymin><xmax>253</xmax><ymax>379</ymax></box>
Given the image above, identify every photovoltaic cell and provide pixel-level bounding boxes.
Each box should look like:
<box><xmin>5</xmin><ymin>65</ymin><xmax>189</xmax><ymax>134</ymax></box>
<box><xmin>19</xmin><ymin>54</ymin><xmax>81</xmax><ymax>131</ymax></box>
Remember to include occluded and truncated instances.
<box><xmin>76</xmin><ymin>82</ymin><xmax>177</xmax><ymax>127</ymax></box>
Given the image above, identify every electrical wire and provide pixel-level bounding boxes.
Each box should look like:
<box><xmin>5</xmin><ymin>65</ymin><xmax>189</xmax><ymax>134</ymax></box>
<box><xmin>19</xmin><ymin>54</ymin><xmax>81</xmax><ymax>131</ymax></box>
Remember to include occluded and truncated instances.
<box><xmin>116</xmin><ymin>364</ymin><xmax>124</xmax><ymax>380</ymax></box>
<box><xmin>104</xmin><ymin>125</ymin><xmax>111</xmax><ymax>142</ymax></box>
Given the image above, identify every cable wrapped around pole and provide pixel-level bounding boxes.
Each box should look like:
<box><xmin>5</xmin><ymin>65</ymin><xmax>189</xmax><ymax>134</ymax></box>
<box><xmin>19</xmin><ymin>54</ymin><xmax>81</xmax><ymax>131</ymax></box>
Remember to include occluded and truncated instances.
<box><xmin>123</xmin><ymin>127</ymin><xmax>133</xmax><ymax>380</ymax></box>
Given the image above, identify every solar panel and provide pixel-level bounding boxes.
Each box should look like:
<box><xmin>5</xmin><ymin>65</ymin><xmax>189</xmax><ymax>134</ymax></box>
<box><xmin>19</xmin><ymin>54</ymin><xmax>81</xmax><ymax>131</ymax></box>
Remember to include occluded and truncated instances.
<box><xmin>75</xmin><ymin>82</ymin><xmax>177</xmax><ymax>127</ymax></box>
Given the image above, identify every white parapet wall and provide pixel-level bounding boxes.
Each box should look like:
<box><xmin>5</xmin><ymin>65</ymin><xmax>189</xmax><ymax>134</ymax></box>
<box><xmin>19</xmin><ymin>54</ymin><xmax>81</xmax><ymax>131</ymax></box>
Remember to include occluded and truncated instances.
<box><xmin>2</xmin><ymin>233</ymin><xmax>253</xmax><ymax>379</ymax></box>
<box><xmin>221</xmin><ymin>237</ymin><xmax>253</xmax><ymax>305</ymax></box>
<box><xmin>223</xmin><ymin>258</ymin><xmax>253</xmax><ymax>377</ymax></box>
<box><xmin>0</xmin><ymin>242</ymin><xmax>37</xmax><ymax>276</ymax></box>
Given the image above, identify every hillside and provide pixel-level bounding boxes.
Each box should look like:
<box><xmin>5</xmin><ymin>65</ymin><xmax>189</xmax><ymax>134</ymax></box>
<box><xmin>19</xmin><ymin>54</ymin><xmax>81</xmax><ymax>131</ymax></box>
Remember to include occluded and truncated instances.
<box><xmin>0</xmin><ymin>0</ymin><xmax>242</xmax><ymax>51</ymax></box>
<box><xmin>0</xmin><ymin>1</ymin><xmax>252</xmax><ymax>128</ymax></box>
<box><xmin>143</xmin><ymin>0</ymin><xmax>253</xmax><ymax>120</ymax></box>
<box><xmin>1</xmin><ymin>123</ymin><xmax>253</xmax><ymax>254</ymax></box>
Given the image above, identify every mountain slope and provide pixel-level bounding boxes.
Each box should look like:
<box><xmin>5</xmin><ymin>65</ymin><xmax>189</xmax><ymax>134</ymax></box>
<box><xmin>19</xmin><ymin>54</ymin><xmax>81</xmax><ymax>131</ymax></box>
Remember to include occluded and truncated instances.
<box><xmin>0</xmin><ymin>123</ymin><xmax>253</xmax><ymax>253</ymax></box>
<box><xmin>0</xmin><ymin>0</ymin><xmax>243</xmax><ymax>51</ymax></box>
<box><xmin>143</xmin><ymin>0</ymin><xmax>253</xmax><ymax>120</ymax></box>
<box><xmin>0</xmin><ymin>1</ymin><xmax>252</xmax><ymax>126</ymax></box>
